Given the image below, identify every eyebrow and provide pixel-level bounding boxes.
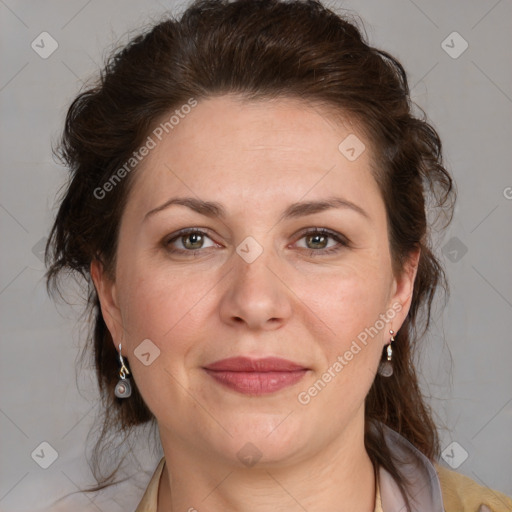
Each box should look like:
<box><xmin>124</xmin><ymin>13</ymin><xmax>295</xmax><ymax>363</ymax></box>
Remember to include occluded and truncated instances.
<box><xmin>144</xmin><ymin>196</ymin><xmax>370</xmax><ymax>222</ymax></box>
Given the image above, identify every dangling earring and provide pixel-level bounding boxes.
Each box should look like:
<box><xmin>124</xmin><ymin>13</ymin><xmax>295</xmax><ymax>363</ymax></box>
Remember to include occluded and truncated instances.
<box><xmin>114</xmin><ymin>343</ymin><xmax>132</xmax><ymax>398</ymax></box>
<box><xmin>378</xmin><ymin>329</ymin><xmax>395</xmax><ymax>377</ymax></box>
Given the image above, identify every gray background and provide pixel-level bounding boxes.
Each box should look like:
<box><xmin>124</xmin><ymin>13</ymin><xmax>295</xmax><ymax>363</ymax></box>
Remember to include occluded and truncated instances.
<box><xmin>1</xmin><ymin>0</ymin><xmax>511</xmax><ymax>510</ymax></box>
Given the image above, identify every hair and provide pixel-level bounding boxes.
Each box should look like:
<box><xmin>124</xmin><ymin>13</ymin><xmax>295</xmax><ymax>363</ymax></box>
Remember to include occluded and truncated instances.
<box><xmin>45</xmin><ymin>0</ymin><xmax>455</xmax><ymax>509</ymax></box>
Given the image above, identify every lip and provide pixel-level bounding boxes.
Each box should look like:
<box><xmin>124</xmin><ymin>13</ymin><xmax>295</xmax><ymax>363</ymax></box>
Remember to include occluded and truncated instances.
<box><xmin>203</xmin><ymin>357</ymin><xmax>309</xmax><ymax>395</ymax></box>
<box><xmin>204</xmin><ymin>356</ymin><xmax>307</xmax><ymax>372</ymax></box>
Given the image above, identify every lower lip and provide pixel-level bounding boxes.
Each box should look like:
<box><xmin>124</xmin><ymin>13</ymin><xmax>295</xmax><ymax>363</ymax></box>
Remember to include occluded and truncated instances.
<box><xmin>204</xmin><ymin>369</ymin><xmax>308</xmax><ymax>395</ymax></box>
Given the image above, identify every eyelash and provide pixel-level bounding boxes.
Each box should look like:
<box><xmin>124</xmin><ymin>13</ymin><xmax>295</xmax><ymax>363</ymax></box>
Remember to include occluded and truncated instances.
<box><xmin>163</xmin><ymin>227</ymin><xmax>349</xmax><ymax>257</ymax></box>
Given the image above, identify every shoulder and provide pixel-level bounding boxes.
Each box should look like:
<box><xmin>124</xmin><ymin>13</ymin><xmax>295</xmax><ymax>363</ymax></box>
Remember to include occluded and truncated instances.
<box><xmin>434</xmin><ymin>463</ymin><xmax>512</xmax><ymax>512</ymax></box>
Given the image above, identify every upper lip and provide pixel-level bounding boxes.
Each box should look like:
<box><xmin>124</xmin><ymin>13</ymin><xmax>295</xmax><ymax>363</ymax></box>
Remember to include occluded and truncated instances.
<box><xmin>203</xmin><ymin>356</ymin><xmax>308</xmax><ymax>372</ymax></box>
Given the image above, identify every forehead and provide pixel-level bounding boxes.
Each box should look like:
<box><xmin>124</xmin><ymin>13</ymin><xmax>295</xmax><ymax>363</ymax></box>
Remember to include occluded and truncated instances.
<box><xmin>124</xmin><ymin>95</ymin><xmax>383</xmax><ymax>221</ymax></box>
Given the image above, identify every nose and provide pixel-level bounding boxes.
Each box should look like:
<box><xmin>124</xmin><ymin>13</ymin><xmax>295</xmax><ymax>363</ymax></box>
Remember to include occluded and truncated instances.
<box><xmin>218</xmin><ymin>247</ymin><xmax>293</xmax><ymax>331</ymax></box>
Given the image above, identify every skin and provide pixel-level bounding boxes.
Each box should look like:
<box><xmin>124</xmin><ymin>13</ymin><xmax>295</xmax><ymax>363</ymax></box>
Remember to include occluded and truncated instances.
<box><xmin>91</xmin><ymin>95</ymin><xmax>419</xmax><ymax>512</ymax></box>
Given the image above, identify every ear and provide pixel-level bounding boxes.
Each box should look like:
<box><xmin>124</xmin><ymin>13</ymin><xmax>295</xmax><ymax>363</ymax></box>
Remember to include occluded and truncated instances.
<box><xmin>387</xmin><ymin>247</ymin><xmax>421</xmax><ymax>333</ymax></box>
<box><xmin>90</xmin><ymin>258</ymin><xmax>123</xmax><ymax>348</ymax></box>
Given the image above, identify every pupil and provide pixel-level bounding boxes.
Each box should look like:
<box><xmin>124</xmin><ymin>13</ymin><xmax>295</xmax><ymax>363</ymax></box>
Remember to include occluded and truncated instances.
<box><xmin>185</xmin><ymin>233</ymin><xmax>202</xmax><ymax>249</ymax></box>
<box><xmin>309</xmin><ymin>234</ymin><xmax>326</xmax><ymax>249</ymax></box>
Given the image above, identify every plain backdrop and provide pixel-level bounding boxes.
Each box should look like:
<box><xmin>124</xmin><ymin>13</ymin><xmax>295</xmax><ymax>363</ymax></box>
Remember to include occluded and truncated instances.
<box><xmin>1</xmin><ymin>0</ymin><xmax>511</xmax><ymax>510</ymax></box>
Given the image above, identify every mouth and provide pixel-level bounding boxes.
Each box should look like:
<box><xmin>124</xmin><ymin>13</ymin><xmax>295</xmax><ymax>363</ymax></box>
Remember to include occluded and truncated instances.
<box><xmin>203</xmin><ymin>357</ymin><xmax>309</xmax><ymax>395</ymax></box>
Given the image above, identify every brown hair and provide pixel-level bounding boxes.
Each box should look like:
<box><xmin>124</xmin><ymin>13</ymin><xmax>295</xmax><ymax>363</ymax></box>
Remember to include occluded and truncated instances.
<box><xmin>46</xmin><ymin>0</ymin><xmax>455</xmax><ymax>508</ymax></box>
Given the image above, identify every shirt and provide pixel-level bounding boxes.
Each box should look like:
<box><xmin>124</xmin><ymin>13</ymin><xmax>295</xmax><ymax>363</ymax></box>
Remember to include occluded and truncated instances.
<box><xmin>134</xmin><ymin>422</ymin><xmax>512</xmax><ymax>512</ymax></box>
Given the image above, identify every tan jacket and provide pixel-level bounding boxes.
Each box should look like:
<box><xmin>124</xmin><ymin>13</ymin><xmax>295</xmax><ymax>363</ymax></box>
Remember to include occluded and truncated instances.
<box><xmin>135</xmin><ymin>423</ymin><xmax>512</xmax><ymax>511</ymax></box>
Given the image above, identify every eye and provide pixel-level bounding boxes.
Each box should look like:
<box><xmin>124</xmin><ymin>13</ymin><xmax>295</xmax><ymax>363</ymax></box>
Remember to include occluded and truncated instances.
<box><xmin>294</xmin><ymin>228</ymin><xmax>349</xmax><ymax>256</ymax></box>
<box><xmin>164</xmin><ymin>229</ymin><xmax>218</xmax><ymax>254</ymax></box>
<box><xmin>163</xmin><ymin>227</ymin><xmax>349</xmax><ymax>257</ymax></box>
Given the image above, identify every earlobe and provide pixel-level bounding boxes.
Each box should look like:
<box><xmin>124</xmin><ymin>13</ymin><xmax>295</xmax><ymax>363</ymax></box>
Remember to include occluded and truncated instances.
<box><xmin>90</xmin><ymin>259</ymin><xmax>122</xmax><ymax>345</ymax></box>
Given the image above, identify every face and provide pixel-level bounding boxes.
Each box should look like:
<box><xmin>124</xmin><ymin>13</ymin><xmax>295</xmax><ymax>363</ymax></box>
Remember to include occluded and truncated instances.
<box><xmin>92</xmin><ymin>95</ymin><xmax>418</xmax><ymax>467</ymax></box>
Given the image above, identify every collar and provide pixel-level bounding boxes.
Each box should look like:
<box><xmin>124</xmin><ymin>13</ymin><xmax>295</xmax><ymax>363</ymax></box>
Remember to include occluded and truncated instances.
<box><xmin>374</xmin><ymin>421</ymin><xmax>445</xmax><ymax>511</ymax></box>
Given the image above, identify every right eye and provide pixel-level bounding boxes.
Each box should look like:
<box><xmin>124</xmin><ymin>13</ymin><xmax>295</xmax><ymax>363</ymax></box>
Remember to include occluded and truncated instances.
<box><xmin>164</xmin><ymin>228</ymin><xmax>219</xmax><ymax>255</ymax></box>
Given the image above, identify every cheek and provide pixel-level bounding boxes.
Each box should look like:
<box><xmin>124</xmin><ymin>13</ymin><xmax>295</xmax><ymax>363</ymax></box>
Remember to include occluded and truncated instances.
<box><xmin>300</xmin><ymin>263</ymin><xmax>392</xmax><ymax>401</ymax></box>
<box><xmin>306</xmin><ymin>262</ymin><xmax>391</xmax><ymax>340</ymax></box>
<box><xmin>118</xmin><ymin>266</ymin><xmax>211</xmax><ymax>347</ymax></box>
<box><xmin>115</xmin><ymin>266</ymin><xmax>215</xmax><ymax>420</ymax></box>
<box><xmin>297</xmin><ymin>275</ymin><xmax>387</xmax><ymax>414</ymax></box>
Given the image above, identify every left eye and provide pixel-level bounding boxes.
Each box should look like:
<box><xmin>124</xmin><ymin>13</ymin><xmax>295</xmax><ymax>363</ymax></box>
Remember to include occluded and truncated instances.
<box><xmin>296</xmin><ymin>230</ymin><xmax>339</xmax><ymax>250</ymax></box>
<box><xmin>294</xmin><ymin>229</ymin><xmax>348</xmax><ymax>255</ymax></box>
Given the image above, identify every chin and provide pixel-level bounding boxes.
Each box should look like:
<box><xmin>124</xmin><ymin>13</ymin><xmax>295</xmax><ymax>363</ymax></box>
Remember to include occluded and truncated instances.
<box><xmin>209</xmin><ymin>414</ymin><xmax>310</xmax><ymax>468</ymax></box>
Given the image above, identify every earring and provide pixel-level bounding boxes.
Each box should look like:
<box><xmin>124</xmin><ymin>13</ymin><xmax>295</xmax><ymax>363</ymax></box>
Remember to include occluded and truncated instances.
<box><xmin>114</xmin><ymin>343</ymin><xmax>132</xmax><ymax>398</ymax></box>
<box><xmin>378</xmin><ymin>330</ymin><xmax>395</xmax><ymax>377</ymax></box>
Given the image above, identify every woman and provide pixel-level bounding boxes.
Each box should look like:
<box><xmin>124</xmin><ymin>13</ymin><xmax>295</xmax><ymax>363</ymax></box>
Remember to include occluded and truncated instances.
<box><xmin>45</xmin><ymin>0</ymin><xmax>512</xmax><ymax>510</ymax></box>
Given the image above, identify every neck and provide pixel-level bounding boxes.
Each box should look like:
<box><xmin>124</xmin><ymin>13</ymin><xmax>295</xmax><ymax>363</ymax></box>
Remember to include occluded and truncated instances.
<box><xmin>157</xmin><ymin>418</ymin><xmax>376</xmax><ymax>512</ymax></box>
